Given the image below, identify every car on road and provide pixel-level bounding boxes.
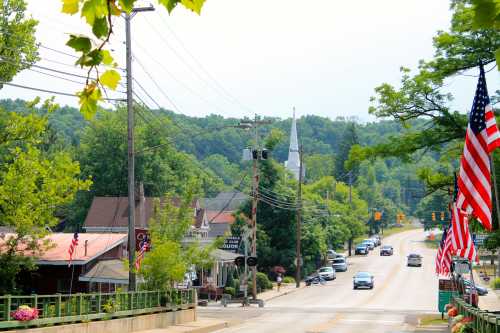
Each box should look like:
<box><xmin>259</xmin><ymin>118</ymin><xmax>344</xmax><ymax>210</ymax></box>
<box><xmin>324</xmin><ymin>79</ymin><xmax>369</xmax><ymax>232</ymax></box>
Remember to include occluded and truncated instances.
<box><xmin>372</xmin><ymin>235</ymin><xmax>381</xmax><ymax>246</ymax></box>
<box><xmin>407</xmin><ymin>253</ymin><xmax>422</xmax><ymax>267</ymax></box>
<box><xmin>464</xmin><ymin>280</ymin><xmax>488</xmax><ymax>296</ymax></box>
<box><xmin>355</xmin><ymin>244</ymin><xmax>369</xmax><ymax>255</ymax></box>
<box><xmin>353</xmin><ymin>271</ymin><xmax>374</xmax><ymax>289</ymax></box>
<box><xmin>331</xmin><ymin>257</ymin><xmax>348</xmax><ymax>272</ymax></box>
<box><xmin>318</xmin><ymin>266</ymin><xmax>336</xmax><ymax>280</ymax></box>
<box><xmin>362</xmin><ymin>239</ymin><xmax>375</xmax><ymax>250</ymax></box>
<box><xmin>380</xmin><ymin>245</ymin><xmax>394</xmax><ymax>256</ymax></box>
<box><xmin>326</xmin><ymin>249</ymin><xmax>337</xmax><ymax>260</ymax></box>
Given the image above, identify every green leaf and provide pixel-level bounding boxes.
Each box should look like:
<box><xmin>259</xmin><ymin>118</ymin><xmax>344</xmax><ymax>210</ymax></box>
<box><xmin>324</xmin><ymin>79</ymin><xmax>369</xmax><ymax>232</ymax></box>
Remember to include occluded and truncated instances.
<box><xmin>496</xmin><ymin>48</ymin><xmax>500</xmax><ymax>71</ymax></box>
<box><xmin>472</xmin><ymin>0</ymin><xmax>498</xmax><ymax>29</ymax></box>
<box><xmin>180</xmin><ymin>0</ymin><xmax>205</xmax><ymax>14</ymax></box>
<box><xmin>61</xmin><ymin>0</ymin><xmax>80</xmax><ymax>14</ymax></box>
<box><xmin>66</xmin><ymin>35</ymin><xmax>92</xmax><ymax>53</ymax></box>
<box><xmin>118</xmin><ymin>0</ymin><xmax>135</xmax><ymax>13</ymax></box>
<box><xmin>78</xmin><ymin>84</ymin><xmax>102</xmax><ymax>119</ymax></box>
<box><xmin>100</xmin><ymin>70</ymin><xmax>121</xmax><ymax>89</ymax></box>
<box><xmin>92</xmin><ymin>16</ymin><xmax>109</xmax><ymax>39</ymax></box>
<box><xmin>81</xmin><ymin>0</ymin><xmax>108</xmax><ymax>25</ymax></box>
<box><xmin>158</xmin><ymin>0</ymin><xmax>181</xmax><ymax>13</ymax></box>
<box><xmin>100</xmin><ymin>50</ymin><xmax>114</xmax><ymax>65</ymax></box>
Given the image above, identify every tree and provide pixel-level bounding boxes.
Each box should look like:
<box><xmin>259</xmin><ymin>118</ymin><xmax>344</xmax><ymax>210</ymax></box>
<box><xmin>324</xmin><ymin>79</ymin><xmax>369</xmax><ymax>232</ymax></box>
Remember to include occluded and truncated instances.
<box><xmin>336</xmin><ymin>123</ymin><xmax>359</xmax><ymax>181</ymax></box>
<box><xmin>0</xmin><ymin>0</ymin><xmax>38</xmax><ymax>86</ymax></box>
<box><xmin>0</xmin><ymin>102</ymin><xmax>91</xmax><ymax>293</ymax></box>
<box><xmin>139</xmin><ymin>184</ymin><xmax>220</xmax><ymax>290</ymax></box>
<box><xmin>304</xmin><ymin>154</ymin><xmax>335</xmax><ymax>183</ymax></box>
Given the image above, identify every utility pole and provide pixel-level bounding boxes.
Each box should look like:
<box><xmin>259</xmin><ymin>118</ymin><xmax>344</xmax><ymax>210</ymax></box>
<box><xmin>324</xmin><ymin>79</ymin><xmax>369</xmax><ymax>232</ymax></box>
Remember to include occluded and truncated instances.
<box><xmin>295</xmin><ymin>145</ymin><xmax>303</xmax><ymax>288</ymax></box>
<box><xmin>125</xmin><ymin>5</ymin><xmax>154</xmax><ymax>292</ymax></box>
<box><xmin>348</xmin><ymin>171</ymin><xmax>353</xmax><ymax>256</ymax></box>
<box><xmin>490</xmin><ymin>157</ymin><xmax>500</xmax><ymax>277</ymax></box>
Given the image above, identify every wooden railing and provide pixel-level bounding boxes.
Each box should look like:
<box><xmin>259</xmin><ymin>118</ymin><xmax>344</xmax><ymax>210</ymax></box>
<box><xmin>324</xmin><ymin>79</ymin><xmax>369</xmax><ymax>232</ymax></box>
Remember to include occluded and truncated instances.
<box><xmin>453</xmin><ymin>296</ymin><xmax>500</xmax><ymax>333</ymax></box>
<box><xmin>0</xmin><ymin>289</ymin><xmax>196</xmax><ymax>329</ymax></box>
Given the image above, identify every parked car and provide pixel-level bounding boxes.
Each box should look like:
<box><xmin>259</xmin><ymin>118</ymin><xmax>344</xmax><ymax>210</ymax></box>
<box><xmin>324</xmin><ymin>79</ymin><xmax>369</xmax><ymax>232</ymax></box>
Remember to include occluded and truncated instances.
<box><xmin>407</xmin><ymin>253</ymin><xmax>422</xmax><ymax>267</ymax></box>
<box><xmin>380</xmin><ymin>245</ymin><xmax>394</xmax><ymax>256</ymax></box>
<box><xmin>464</xmin><ymin>280</ymin><xmax>488</xmax><ymax>296</ymax></box>
<box><xmin>326</xmin><ymin>249</ymin><xmax>337</xmax><ymax>260</ymax></box>
<box><xmin>372</xmin><ymin>235</ymin><xmax>381</xmax><ymax>246</ymax></box>
<box><xmin>369</xmin><ymin>237</ymin><xmax>380</xmax><ymax>246</ymax></box>
<box><xmin>362</xmin><ymin>239</ymin><xmax>375</xmax><ymax>250</ymax></box>
<box><xmin>331</xmin><ymin>257</ymin><xmax>348</xmax><ymax>272</ymax></box>
<box><xmin>305</xmin><ymin>274</ymin><xmax>326</xmax><ymax>286</ymax></box>
<box><xmin>353</xmin><ymin>271</ymin><xmax>374</xmax><ymax>289</ymax></box>
<box><xmin>318</xmin><ymin>266</ymin><xmax>336</xmax><ymax>280</ymax></box>
<box><xmin>355</xmin><ymin>244</ymin><xmax>369</xmax><ymax>255</ymax></box>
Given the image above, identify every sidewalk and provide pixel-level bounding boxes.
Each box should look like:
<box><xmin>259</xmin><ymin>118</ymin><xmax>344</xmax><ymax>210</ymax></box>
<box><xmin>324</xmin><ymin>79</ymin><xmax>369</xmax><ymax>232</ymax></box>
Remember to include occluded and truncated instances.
<box><xmin>258</xmin><ymin>282</ymin><xmax>305</xmax><ymax>302</ymax></box>
<box><xmin>133</xmin><ymin>318</ymin><xmax>230</xmax><ymax>333</ymax></box>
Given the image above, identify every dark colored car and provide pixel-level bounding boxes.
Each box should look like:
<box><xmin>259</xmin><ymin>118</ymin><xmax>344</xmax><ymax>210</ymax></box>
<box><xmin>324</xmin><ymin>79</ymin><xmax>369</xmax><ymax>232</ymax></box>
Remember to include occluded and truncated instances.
<box><xmin>355</xmin><ymin>244</ymin><xmax>369</xmax><ymax>255</ymax></box>
<box><xmin>464</xmin><ymin>280</ymin><xmax>488</xmax><ymax>296</ymax></box>
<box><xmin>380</xmin><ymin>245</ymin><xmax>393</xmax><ymax>256</ymax></box>
<box><xmin>353</xmin><ymin>272</ymin><xmax>374</xmax><ymax>289</ymax></box>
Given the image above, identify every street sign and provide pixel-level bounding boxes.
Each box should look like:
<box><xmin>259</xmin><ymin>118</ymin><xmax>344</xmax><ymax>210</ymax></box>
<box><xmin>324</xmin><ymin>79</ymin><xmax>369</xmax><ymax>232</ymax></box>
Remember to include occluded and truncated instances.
<box><xmin>221</xmin><ymin>236</ymin><xmax>241</xmax><ymax>253</ymax></box>
<box><xmin>473</xmin><ymin>234</ymin><xmax>487</xmax><ymax>247</ymax></box>
<box><xmin>455</xmin><ymin>262</ymin><xmax>470</xmax><ymax>274</ymax></box>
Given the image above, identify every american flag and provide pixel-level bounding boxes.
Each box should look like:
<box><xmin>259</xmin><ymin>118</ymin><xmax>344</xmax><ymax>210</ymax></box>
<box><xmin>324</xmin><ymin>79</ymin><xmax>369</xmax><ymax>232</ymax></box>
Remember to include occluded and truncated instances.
<box><xmin>436</xmin><ymin>226</ymin><xmax>454</xmax><ymax>275</ymax></box>
<box><xmin>67</xmin><ymin>232</ymin><xmax>79</xmax><ymax>267</ymax></box>
<box><xmin>451</xmin><ymin>174</ymin><xmax>470</xmax><ymax>250</ymax></box>
<box><xmin>457</xmin><ymin>64</ymin><xmax>500</xmax><ymax>231</ymax></box>
<box><xmin>456</xmin><ymin>233</ymin><xmax>479</xmax><ymax>263</ymax></box>
<box><xmin>134</xmin><ymin>239</ymin><xmax>149</xmax><ymax>271</ymax></box>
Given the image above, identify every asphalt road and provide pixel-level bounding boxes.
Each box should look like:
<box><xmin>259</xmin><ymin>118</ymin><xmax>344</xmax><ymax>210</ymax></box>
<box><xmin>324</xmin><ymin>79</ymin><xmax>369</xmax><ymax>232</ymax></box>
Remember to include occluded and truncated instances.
<box><xmin>199</xmin><ymin>229</ymin><xmax>447</xmax><ymax>333</ymax></box>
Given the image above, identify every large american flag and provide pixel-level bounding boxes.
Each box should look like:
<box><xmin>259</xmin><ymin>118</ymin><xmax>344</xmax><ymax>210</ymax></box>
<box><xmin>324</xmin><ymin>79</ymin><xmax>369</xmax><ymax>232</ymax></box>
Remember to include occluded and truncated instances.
<box><xmin>67</xmin><ymin>232</ymin><xmax>79</xmax><ymax>267</ymax></box>
<box><xmin>457</xmin><ymin>64</ymin><xmax>500</xmax><ymax>231</ymax></box>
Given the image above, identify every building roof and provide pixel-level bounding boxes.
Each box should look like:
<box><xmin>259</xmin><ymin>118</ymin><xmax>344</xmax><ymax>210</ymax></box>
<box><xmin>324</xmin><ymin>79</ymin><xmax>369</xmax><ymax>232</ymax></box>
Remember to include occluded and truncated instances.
<box><xmin>201</xmin><ymin>191</ymin><xmax>248</xmax><ymax>212</ymax></box>
<box><xmin>206</xmin><ymin>211</ymin><xmax>236</xmax><ymax>224</ymax></box>
<box><xmin>84</xmin><ymin>196</ymin><xmax>200</xmax><ymax>230</ymax></box>
<box><xmin>0</xmin><ymin>233</ymin><xmax>127</xmax><ymax>265</ymax></box>
<box><xmin>210</xmin><ymin>249</ymin><xmax>239</xmax><ymax>262</ymax></box>
<box><xmin>79</xmin><ymin>259</ymin><xmax>129</xmax><ymax>284</ymax></box>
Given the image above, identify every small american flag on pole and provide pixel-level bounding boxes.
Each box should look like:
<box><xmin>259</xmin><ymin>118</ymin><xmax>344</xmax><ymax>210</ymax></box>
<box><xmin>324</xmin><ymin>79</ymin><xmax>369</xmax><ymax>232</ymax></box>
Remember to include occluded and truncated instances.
<box><xmin>68</xmin><ymin>232</ymin><xmax>79</xmax><ymax>267</ymax></box>
<box><xmin>134</xmin><ymin>239</ymin><xmax>149</xmax><ymax>271</ymax></box>
<box><xmin>436</xmin><ymin>226</ymin><xmax>453</xmax><ymax>275</ymax></box>
<box><xmin>457</xmin><ymin>63</ymin><xmax>500</xmax><ymax>231</ymax></box>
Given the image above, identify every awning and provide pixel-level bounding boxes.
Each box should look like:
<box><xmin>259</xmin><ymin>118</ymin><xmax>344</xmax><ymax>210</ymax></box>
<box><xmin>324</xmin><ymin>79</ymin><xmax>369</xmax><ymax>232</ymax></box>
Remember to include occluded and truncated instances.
<box><xmin>210</xmin><ymin>249</ymin><xmax>239</xmax><ymax>263</ymax></box>
<box><xmin>79</xmin><ymin>259</ymin><xmax>130</xmax><ymax>284</ymax></box>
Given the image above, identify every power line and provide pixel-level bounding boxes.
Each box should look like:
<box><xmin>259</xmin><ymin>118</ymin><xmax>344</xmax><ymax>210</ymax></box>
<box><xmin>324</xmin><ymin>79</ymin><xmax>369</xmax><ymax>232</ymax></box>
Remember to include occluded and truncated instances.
<box><xmin>1</xmin><ymin>81</ymin><xmax>125</xmax><ymax>101</ymax></box>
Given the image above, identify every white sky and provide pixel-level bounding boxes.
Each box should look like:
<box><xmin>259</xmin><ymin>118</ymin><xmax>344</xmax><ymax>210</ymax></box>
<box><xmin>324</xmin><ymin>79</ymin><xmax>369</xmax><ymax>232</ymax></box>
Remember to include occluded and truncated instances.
<box><xmin>1</xmin><ymin>0</ymin><xmax>498</xmax><ymax>121</ymax></box>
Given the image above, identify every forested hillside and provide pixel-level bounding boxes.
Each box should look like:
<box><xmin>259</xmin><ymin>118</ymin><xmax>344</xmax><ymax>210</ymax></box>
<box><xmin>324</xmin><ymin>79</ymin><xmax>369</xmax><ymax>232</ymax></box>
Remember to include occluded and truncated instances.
<box><xmin>0</xmin><ymin>98</ymin><xmax>436</xmax><ymax>231</ymax></box>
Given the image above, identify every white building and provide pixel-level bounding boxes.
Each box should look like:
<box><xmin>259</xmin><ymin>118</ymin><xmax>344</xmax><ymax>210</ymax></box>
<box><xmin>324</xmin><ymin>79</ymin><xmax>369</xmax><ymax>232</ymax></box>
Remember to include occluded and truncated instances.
<box><xmin>284</xmin><ymin>109</ymin><xmax>302</xmax><ymax>179</ymax></box>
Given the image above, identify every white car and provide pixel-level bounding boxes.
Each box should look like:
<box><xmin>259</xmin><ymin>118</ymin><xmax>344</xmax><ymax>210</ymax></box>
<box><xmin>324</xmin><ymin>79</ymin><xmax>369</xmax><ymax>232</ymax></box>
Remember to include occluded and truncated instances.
<box><xmin>318</xmin><ymin>266</ymin><xmax>336</xmax><ymax>280</ymax></box>
<box><xmin>407</xmin><ymin>253</ymin><xmax>422</xmax><ymax>267</ymax></box>
<box><xmin>331</xmin><ymin>257</ymin><xmax>348</xmax><ymax>272</ymax></box>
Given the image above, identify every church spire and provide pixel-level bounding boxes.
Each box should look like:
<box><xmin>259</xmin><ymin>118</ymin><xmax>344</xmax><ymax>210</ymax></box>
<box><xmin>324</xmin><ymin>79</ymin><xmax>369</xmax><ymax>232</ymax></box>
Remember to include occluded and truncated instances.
<box><xmin>285</xmin><ymin>107</ymin><xmax>301</xmax><ymax>179</ymax></box>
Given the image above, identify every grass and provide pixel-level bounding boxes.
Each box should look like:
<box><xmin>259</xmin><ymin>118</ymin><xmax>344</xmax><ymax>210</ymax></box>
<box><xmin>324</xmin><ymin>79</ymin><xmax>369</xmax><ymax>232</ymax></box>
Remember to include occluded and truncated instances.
<box><xmin>419</xmin><ymin>314</ymin><xmax>447</xmax><ymax>326</ymax></box>
<box><xmin>424</xmin><ymin>238</ymin><xmax>440</xmax><ymax>249</ymax></box>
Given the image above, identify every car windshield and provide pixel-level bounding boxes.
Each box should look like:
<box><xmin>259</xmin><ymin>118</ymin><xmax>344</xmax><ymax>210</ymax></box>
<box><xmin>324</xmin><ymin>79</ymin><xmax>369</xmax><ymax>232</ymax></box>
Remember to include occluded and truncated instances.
<box><xmin>408</xmin><ymin>254</ymin><xmax>420</xmax><ymax>258</ymax></box>
<box><xmin>333</xmin><ymin>259</ymin><xmax>345</xmax><ymax>263</ymax></box>
<box><xmin>382</xmin><ymin>246</ymin><xmax>392</xmax><ymax>249</ymax></box>
<box><xmin>356</xmin><ymin>245</ymin><xmax>365</xmax><ymax>248</ymax></box>
<box><xmin>356</xmin><ymin>272</ymin><xmax>371</xmax><ymax>278</ymax></box>
<box><xmin>319</xmin><ymin>267</ymin><xmax>332</xmax><ymax>272</ymax></box>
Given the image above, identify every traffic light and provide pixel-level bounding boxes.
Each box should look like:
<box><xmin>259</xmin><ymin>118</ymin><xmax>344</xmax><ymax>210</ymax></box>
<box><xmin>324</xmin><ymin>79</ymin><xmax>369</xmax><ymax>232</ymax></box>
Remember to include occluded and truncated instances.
<box><xmin>261</xmin><ymin>149</ymin><xmax>268</xmax><ymax>160</ymax></box>
<box><xmin>234</xmin><ymin>256</ymin><xmax>245</xmax><ymax>266</ymax></box>
<box><xmin>432</xmin><ymin>212</ymin><xmax>436</xmax><ymax>221</ymax></box>
<box><xmin>374</xmin><ymin>211</ymin><xmax>382</xmax><ymax>221</ymax></box>
<box><xmin>246</xmin><ymin>256</ymin><xmax>258</xmax><ymax>267</ymax></box>
<box><xmin>440</xmin><ymin>212</ymin><xmax>445</xmax><ymax>221</ymax></box>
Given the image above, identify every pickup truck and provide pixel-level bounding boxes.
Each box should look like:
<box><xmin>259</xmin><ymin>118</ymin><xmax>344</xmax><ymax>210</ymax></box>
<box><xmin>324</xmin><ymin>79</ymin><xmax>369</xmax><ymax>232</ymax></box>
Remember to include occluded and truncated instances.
<box><xmin>407</xmin><ymin>253</ymin><xmax>422</xmax><ymax>267</ymax></box>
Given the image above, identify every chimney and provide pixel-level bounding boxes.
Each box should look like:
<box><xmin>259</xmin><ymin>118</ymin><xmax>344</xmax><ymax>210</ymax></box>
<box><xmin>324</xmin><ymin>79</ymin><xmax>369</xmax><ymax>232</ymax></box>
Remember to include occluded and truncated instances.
<box><xmin>136</xmin><ymin>182</ymin><xmax>146</xmax><ymax>228</ymax></box>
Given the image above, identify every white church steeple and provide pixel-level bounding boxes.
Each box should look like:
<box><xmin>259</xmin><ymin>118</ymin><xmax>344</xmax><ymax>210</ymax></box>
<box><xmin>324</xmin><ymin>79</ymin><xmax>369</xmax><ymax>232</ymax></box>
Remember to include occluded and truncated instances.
<box><xmin>285</xmin><ymin>108</ymin><xmax>301</xmax><ymax>179</ymax></box>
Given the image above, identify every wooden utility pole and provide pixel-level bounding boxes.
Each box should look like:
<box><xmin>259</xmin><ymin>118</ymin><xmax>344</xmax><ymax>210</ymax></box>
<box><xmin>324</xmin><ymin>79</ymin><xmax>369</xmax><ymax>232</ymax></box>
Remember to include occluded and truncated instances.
<box><xmin>295</xmin><ymin>145</ymin><xmax>303</xmax><ymax>288</ymax></box>
<box><xmin>490</xmin><ymin>157</ymin><xmax>500</xmax><ymax>277</ymax></box>
<box><xmin>348</xmin><ymin>171</ymin><xmax>353</xmax><ymax>256</ymax></box>
<box><xmin>125</xmin><ymin>6</ymin><xmax>154</xmax><ymax>291</ymax></box>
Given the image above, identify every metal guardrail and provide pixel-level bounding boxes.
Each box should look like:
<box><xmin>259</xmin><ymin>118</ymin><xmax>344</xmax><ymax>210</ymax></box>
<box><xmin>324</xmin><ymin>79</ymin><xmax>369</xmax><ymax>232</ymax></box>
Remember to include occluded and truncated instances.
<box><xmin>0</xmin><ymin>289</ymin><xmax>196</xmax><ymax>329</ymax></box>
<box><xmin>453</xmin><ymin>296</ymin><xmax>500</xmax><ymax>333</ymax></box>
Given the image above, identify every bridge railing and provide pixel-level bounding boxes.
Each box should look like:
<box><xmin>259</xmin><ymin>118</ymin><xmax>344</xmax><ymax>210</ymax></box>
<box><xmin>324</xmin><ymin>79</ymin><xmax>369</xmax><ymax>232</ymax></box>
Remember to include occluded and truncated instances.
<box><xmin>0</xmin><ymin>289</ymin><xmax>195</xmax><ymax>329</ymax></box>
<box><xmin>453</xmin><ymin>296</ymin><xmax>500</xmax><ymax>333</ymax></box>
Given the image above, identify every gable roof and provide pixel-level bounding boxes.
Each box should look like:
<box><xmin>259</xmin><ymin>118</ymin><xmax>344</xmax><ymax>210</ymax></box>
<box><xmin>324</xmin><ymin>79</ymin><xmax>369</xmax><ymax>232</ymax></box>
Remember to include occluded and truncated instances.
<box><xmin>201</xmin><ymin>191</ymin><xmax>248</xmax><ymax>212</ymax></box>
<box><xmin>84</xmin><ymin>196</ymin><xmax>200</xmax><ymax>230</ymax></box>
<box><xmin>0</xmin><ymin>233</ymin><xmax>127</xmax><ymax>265</ymax></box>
<box><xmin>206</xmin><ymin>211</ymin><xmax>236</xmax><ymax>224</ymax></box>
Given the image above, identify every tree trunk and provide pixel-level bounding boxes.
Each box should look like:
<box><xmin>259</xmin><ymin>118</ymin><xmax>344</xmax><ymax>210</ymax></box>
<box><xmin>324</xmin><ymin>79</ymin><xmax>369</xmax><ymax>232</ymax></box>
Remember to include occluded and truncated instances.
<box><xmin>497</xmin><ymin>250</ymin><xmax>500</xmax><ymax>278</ymax></box>
<box><xmin>348</xmin><ymin>238</ymin><xmax>353</xmax><ymax>256</ymax></box>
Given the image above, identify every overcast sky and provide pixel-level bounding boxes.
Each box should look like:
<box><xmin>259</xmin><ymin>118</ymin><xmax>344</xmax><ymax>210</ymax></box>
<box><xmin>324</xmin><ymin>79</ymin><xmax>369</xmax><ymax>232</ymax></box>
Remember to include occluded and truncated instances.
<box><xmin>1</xmin><ymin>0</ymin><xmax>498</xmax><ymax>121</ymax></box>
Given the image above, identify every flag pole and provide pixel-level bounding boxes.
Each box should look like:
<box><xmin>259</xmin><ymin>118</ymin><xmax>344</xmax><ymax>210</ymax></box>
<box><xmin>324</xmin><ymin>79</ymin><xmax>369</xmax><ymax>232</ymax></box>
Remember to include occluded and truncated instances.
<box><xmin>490</xmin><ymin>156</ymin><xmax>500</xmax><ymax>277</ymax></box>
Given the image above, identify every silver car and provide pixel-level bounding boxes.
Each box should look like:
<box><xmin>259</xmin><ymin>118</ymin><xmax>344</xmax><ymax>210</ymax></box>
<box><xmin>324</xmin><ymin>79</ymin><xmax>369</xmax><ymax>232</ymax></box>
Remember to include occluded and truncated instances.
<box><xmin>331</xmin><ymin>257</ymin><xmax>347</xmax><ymax>272</ymax></box>
<box><xmin>318</xmin><ymin>266</ymin><xmax>336</xmax><ymax>280</ymax></box>
<box><xmin>407</xmin><ymin>253</ymin><xmax>422</xmax><ymax>267</ymax></box>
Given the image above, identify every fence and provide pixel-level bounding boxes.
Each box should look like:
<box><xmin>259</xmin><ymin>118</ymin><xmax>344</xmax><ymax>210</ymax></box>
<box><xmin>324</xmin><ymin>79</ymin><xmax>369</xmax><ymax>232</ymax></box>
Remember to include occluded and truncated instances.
<box><xmin>453</xmin><ymin>296</ymin><xmax>500</xmax><ymax>333</ymax></box>
<box><xmin>0</xmin><ymin>289</ymin><xmax>195</xmax><ymax>329</ymax></box>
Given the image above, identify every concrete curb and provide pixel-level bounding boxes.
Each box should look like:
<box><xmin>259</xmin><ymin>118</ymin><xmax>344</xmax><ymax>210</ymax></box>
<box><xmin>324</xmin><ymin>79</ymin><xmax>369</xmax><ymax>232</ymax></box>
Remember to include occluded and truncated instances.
<box><xmin>133</xmin><ymin>319</ymin><xmax>231</xmax><ymax>333</ymax></box>
<box><xmin>260</xmin><ymin>285</ymin><xmax>306</xmax><ymax>302</ymax></box>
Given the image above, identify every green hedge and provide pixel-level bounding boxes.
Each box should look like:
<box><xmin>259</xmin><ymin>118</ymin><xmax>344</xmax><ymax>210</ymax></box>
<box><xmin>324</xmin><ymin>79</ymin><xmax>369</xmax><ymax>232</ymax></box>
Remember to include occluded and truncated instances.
<box><xmin>491</xmin><ymin>277</ymin><xmax>500</xmax><ymax>289</ymax></box>
<box><xmin>283</xmin><ymin>276</ymin><xmax>295</xmax><ymax>284</ymax></box>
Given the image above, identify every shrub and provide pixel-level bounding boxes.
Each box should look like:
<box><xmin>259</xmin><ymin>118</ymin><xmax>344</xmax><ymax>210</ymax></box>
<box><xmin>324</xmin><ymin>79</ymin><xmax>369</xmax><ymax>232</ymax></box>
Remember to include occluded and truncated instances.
<box><xmin>224</xmin><ymin>287</ymin><xmax>235</xmax><ymax>297</ymax></box>
<box><xmin>491</xmin><ymin>277</ymin><xmax>500</xmax><ymax>289</ymax></box>
<box><xmin>283</xmin><ymin>276</ymin><xmax>295</xmax><ymax>284</ymax></box>
<box><xmin>256</xmin><ymin>272</ymin><xmax>272</xmax><ymax>291</ymax></box>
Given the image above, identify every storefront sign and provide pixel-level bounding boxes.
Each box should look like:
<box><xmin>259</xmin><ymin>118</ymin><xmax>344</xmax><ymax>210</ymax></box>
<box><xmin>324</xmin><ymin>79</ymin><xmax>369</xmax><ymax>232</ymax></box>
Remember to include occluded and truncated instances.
<box><xmin>221</xmin><ymin>236</ymin><xmax>241</xmax><ymax>253</ymax></box>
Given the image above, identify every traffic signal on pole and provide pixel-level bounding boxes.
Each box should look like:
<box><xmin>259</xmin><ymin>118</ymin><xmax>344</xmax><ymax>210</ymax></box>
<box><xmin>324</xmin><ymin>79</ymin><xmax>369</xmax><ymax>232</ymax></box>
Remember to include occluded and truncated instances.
<box><xmin>374</xmin><ymin>211</ymin><xmax>381</xmax><ymax>221</ymax></box>
<box><xmin>234</xmin><ymin>256</ymin><xmax>245</xmax><ymax>266</ymax></box>
<box><xmin>432</xmin><ymin>212</ymin><xmax>436</xmax><ymax>221</ymax></box>
<box><xmin>246</xmin><ymin>256</ymin><xmax>257</xmax><ymax>267</ymax></box>
<box><xmin>440</xmin><ymin>212</ymin><xmax>445</xmax><ymax>221</ymax></box>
